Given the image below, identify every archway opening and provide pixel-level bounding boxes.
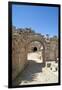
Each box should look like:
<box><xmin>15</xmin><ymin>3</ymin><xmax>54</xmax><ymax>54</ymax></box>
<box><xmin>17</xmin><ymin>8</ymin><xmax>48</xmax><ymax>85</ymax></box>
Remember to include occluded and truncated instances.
<box><xmin>33</xmin><ymin>47</ymin><xmax>37</xmax><ymax>52</ymax></box>
<box><xmin>27</xmin><ymin>41</ymin><xmax>44</xmax><ymax>63</ymax></box>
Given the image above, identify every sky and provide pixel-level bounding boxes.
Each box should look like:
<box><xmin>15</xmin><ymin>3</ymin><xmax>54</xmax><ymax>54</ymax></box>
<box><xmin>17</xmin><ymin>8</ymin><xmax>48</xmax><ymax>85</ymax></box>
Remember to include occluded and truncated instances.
<box><xmin>12</xmin><ymin>4</ymin><xmax>59</xmax><ymax>37</ymax></box>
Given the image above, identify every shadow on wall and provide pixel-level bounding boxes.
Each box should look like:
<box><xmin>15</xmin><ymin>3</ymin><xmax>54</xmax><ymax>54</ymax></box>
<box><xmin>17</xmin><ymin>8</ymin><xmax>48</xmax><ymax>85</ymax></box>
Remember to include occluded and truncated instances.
<box><xmin>12</xmin><ymin>60</ymin><xmax>44</xmax><ymax>86</ymax></box>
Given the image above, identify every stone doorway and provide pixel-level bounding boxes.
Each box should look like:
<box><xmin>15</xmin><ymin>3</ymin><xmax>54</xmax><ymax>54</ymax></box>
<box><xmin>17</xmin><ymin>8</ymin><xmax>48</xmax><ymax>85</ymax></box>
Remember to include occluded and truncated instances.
<box><xmin>27</xmin><ymin>41</ymin><xmax>44</xmax><ymax>63</ymax></box>
<box><xmin>33</xmin><ymin>47</ymin><xmax>37</xmax><ymax>52</ymax></box>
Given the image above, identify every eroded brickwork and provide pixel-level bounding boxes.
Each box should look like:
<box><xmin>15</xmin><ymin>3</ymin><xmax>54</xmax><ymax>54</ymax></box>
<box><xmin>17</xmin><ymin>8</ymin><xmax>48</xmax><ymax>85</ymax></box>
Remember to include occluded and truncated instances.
<box><xmin>12</xmin><ymin>27</ymin><xmax>58</xmax><ymax>80</ymax></box>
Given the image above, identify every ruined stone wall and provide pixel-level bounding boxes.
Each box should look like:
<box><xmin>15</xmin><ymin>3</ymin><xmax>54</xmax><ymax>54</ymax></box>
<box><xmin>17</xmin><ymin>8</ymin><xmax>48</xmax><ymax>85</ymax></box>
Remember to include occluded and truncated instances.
<box><xmin>44</xmin><ymin>40</ymin><xmax>50</xmax><ymax>61</ymax></box>
<box><xmin>44</xmin><ymin>38</ymin><xmax>58</xmax><ymax>61</ymax></box>
<box><xmin>12</xmin><ymin>27</ymin><xmax>58</xmax><ymax>80</ymax></box>
<box><xmin>12</xmin><ymin>32</ymin><xmax>27</xmax><ymax>80</ymax></box>
<box><xmin>49</xmin><ymin>38</ymin><xmax>58</xmax><ymax>61</ymax></box>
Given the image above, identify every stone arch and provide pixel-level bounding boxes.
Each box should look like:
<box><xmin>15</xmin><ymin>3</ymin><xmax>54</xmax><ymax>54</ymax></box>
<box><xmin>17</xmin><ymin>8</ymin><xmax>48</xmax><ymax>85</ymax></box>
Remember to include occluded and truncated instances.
<box><xmin>12</xmin><ymin>28</ymin><xmax>58</xmax><ymax>81</ymax></box>
<box><xmin>26</xmin><ymin>34</ymin><xmax>46</xmax><ymax>64</ymax></box>
<box><xmin>12</xmin><ymin>34</ymin><xmax>47</xmax><ymax>80</ymax></box>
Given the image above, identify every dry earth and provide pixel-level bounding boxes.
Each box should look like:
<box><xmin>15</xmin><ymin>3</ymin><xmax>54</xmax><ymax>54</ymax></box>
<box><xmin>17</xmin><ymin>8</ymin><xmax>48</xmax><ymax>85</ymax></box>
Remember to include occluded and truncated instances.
<box><xmin>12</xmin><ymin>51</ymin><xmax>58</xmax><ymax>86</ymax></box>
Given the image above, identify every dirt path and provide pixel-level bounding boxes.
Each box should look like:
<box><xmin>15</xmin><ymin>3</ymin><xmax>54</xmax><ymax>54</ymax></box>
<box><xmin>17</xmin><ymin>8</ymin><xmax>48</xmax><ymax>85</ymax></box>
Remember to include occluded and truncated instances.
<box><xmin>12</xmin><ymin>52</ymin><xmax>58</xmax><ymax>86</ymax></box>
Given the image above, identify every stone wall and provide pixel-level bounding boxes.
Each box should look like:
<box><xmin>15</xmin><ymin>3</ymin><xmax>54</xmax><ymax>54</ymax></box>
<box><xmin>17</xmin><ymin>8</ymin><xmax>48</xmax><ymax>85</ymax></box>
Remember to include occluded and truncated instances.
<box><xmin>49</xmin><ymin>38</ymin><xmax>58</xmax><ymax>61</ymax></box>
<box><xmin>12</xmin><ymin>27</ymin><xmax>58</xmax><ymax>80</ymax></box>
<box><xmin>12</xmin><ymin>33</ymin><xmax>27</xmax><ymax>80</ymax></box>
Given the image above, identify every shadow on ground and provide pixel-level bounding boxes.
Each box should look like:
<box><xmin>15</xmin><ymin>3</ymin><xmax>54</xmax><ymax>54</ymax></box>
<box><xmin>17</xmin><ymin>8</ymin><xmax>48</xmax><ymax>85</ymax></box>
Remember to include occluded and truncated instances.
<box><xmin>12</xmin><ymin>60</ymin><xmax>44</xmax><ymax>86</ymax></box>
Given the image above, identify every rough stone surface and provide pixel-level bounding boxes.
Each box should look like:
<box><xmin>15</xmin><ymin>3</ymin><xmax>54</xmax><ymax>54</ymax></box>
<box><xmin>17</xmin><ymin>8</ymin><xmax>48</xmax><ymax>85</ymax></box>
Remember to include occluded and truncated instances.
<box><xmin>12</xmin><ymin>27</ymin><xmax>58</xmax><ymax>80</ymax></box>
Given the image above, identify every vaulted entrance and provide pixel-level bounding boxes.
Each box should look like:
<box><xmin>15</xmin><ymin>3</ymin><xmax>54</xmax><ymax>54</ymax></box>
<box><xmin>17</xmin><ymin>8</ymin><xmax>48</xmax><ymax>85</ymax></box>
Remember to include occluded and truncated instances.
<box><xmin>33</xmin><ymin>47</ymin><xmax>37</xmax><ymax>52</ymax></box>
<box><xmin>27</xmin><ymin>40</ymin><xmax>44</xmax><ymax>64</ymax></box>
<box><xmin>26</xmin><ymin>34</ymin><xmax>46</xmax><ymax>65</ymax></box>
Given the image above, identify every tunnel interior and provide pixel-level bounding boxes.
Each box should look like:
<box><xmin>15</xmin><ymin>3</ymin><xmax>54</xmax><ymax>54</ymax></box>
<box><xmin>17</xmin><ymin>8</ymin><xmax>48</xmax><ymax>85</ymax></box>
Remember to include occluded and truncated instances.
<box><xmin>33</xmin><ymin>47</ymin><xmax>37</xmax><ymax>52</ymax></box>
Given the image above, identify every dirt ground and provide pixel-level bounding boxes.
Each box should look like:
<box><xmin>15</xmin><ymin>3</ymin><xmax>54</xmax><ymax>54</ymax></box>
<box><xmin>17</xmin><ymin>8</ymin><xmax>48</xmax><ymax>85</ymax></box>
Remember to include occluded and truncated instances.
<box><xmin>12</xmin><ymin>51</ymin><xmax>58</xmax><ymax>86</ymax></box>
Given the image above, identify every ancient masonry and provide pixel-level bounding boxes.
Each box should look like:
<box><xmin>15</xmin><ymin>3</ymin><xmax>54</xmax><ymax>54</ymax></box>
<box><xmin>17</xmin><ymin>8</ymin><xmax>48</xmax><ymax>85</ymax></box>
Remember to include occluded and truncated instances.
<box><xmin>12</xmin><ymin>26</ymin><xmax>58</xmax><ymax>80</ymax></box>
